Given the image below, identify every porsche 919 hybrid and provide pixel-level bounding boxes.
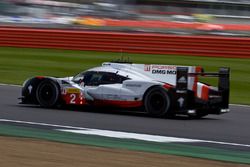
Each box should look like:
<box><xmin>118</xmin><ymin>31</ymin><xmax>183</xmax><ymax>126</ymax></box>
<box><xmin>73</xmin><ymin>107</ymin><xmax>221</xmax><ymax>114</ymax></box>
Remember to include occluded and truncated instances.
<box><xmin>20</xmin><ymin>62</ymin><xmax>230</xmax><ymax>118</ymax></box>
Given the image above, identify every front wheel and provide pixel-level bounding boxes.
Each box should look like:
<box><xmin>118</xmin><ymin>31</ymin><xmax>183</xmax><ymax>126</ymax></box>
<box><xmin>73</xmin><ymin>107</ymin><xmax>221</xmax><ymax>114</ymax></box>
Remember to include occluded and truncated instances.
<box><xmin>143</xmin><ymin>86</ymin><xmax>171</xmax><ymax>117</ymax></box>
<box><xmin>36</xmin><ymin>79</ymin><xmax>60</xmax><ymax>108</ymax></box>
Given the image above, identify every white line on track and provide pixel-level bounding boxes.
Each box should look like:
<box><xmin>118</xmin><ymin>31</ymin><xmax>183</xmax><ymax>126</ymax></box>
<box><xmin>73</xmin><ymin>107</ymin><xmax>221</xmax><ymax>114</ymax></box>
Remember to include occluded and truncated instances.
<box><xmin>0</xmin><ymin>83</ymin><xmax>22</xmax><ymax>87</ymax></box>
<box><xmin>0</xmin><ymin>83</ymin><xmax>250</xmax><ymax>108</ymax></box>
<box><xmin>230</xmin><ymin>104</ymin><xmax>250</xmax><ymax>108</ymax></box>
<box><xmin>57</xmin><ymin>129</ymin><xmax>201</xmax><ymax>143</ymax></box>
<box><xmin>0</xmin><ymin>119</ymin><xmax>250</xmax><ymax>148</ymax></box>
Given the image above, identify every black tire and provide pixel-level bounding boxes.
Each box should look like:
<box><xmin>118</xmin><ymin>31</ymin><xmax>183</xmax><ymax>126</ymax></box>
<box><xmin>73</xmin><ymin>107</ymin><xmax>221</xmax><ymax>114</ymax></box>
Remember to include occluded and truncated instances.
<box><xmin>36</xmin><ymin>79</ymin><xmax>60</xmax><ymax>108</ymax></box>
<box><xmin>143</xmin><ymin>86</ymin><xmax>171</xmax><ymax>117</ymax></box>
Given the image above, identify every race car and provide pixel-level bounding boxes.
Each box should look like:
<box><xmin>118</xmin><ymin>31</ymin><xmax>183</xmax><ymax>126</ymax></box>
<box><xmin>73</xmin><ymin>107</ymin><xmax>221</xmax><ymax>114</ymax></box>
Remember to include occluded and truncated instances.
<box><xmin>20</xmin><ymin>61</ymin><xmax>230</xmax><ymax>118</ymax></box>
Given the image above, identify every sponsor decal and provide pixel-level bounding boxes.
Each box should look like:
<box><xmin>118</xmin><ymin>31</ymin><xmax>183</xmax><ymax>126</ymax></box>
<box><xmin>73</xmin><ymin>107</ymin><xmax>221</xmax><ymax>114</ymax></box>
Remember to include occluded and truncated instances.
<box><xmin>176</xmin><ymin>90</ymin><xmax>187</xmax><ymax>93</ymax></box>
<box><xmin>144</xmin><ymin>65</ymin><xmax>176</xmax><ymax>74</ymax></box>
<box><xmin>144</xmin><ymin>64</ymin><xmax>151</xmax><ymax>71</ymax></box>
<box><xmin>152</xmin><ymin>70</ymin><xmax>176</xmax><ymax>75</ymax></box>
<box><xmin>66</xmin><ymin>88</ymin><xmax>80</xmax><ymax>94</ymax></box>
<box><xmin>151</xmin><ymin>65</ymin><xmax>176</xmax><ymax>70</ymax></box>
<box><xmin>177</xmin><ymin>76</ymin><xmax>187</xmax><ymax>83</ymax></box>
<box><xmin>104</xmin><ymin>94</ymin><xmax>120</xmax><ymax>100</ymax></box>
<box><xmin>125</xmin><ymin>84</ymin><xmax>142</xmax><ymax>88</ymax></box>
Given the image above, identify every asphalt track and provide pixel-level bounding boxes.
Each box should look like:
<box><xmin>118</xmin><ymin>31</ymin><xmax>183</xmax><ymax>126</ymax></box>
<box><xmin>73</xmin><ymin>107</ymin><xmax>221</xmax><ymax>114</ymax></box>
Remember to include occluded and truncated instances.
<box><xmin>0</xmin><ymin>85</ymin><xmax>250</xmax><ymax>150</ymax></box>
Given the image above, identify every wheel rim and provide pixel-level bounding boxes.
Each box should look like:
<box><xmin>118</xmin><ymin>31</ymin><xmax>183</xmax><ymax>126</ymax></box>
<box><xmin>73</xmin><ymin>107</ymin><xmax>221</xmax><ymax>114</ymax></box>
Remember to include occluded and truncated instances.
<box><xmin>39</xmin><ymin>84</ymin><xmax>54</xmax><ymax>102</ymax></box>
<box><xmin>150</xmin><ymin>92</ymin><xmax>165</xmax><ymax>111</ymax></box>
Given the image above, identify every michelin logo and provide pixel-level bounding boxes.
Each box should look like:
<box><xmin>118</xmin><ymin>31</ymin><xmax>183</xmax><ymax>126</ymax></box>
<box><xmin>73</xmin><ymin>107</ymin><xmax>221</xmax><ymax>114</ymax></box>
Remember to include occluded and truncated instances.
<box><xmin>125</xmin><ymin>84</ymin><xmax>142</xmax><ymax>88</ymax></box>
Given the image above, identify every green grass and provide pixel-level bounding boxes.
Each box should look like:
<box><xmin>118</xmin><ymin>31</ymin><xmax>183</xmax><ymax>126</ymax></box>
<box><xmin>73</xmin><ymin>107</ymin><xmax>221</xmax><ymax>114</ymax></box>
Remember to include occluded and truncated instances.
<box><xmin>0</xmin><ymin>47</ymin><xmax>249</xmax><ymax>105</ymax></box>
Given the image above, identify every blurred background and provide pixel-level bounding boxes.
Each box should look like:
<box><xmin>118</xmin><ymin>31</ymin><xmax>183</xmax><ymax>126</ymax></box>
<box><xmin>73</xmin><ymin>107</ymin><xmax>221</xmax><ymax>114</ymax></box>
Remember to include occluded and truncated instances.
<box><xmin>1</xmin><ymin>0</ymin><xmax>250</xmax><ymax>36</ymax></box>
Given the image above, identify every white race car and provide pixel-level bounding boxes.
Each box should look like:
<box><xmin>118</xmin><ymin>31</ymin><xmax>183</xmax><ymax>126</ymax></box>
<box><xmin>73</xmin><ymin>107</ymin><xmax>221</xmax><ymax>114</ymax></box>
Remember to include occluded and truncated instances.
<box><xmin>20</xmin><ymin>61</ymin><xmax>230</xmax><ymax>118</ymax></box>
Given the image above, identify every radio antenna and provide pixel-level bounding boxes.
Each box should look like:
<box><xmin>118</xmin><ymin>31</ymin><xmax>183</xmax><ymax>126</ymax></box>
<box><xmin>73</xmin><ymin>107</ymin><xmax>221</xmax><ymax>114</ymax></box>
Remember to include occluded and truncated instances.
<box><xmin>111</xmin><ymin>49</ymin><xmax>132</xmax><ymax>64</ymax></box>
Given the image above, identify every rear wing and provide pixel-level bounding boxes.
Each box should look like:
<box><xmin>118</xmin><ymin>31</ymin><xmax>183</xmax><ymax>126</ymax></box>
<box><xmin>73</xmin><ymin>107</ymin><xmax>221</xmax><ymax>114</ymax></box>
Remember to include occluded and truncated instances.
<box><xmin>176</xmin><ymin>67</ymin><xmax>230</xmax><ymax>110</ymax></box>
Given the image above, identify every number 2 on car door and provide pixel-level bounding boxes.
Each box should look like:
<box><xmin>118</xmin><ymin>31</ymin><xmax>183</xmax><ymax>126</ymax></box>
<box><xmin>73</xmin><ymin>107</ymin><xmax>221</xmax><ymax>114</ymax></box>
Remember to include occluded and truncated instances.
<box><xmin>70</xmin><ymin>94</ymin><xmax>76</xmax><ymax>104</ymax></box>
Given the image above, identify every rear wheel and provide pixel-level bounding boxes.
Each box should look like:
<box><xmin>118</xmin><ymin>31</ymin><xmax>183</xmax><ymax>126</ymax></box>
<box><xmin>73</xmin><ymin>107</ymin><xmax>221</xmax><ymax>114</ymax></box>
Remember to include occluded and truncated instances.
<box><xmin>36</xmin><ymin>79</ymin><xmax>60</xmax><ymax>108</ymax></box>
<box><xmin>144</xmin><ymin>86</ymin><xmax>171</xmax><ymax>117</ymax></box>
